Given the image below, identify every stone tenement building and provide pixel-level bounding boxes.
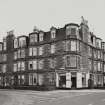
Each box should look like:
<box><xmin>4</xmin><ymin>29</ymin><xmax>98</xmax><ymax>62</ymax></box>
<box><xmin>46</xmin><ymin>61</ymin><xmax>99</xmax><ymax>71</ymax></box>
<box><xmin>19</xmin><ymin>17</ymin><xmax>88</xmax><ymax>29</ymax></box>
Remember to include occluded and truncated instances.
<box><xmin>0</xmin><ymin>17</ymin><xmax>105</xmax><ymax>90</ymax></box>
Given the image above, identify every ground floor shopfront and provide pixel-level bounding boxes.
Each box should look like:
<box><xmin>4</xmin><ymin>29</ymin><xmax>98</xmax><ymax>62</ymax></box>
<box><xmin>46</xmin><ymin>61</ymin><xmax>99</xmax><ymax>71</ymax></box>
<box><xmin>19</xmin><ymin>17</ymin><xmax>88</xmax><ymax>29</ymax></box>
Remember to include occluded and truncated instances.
<box><xmin>0</xmin><ymin>71</ymin><xmax>104</xmax><ymax>90</ymax></box>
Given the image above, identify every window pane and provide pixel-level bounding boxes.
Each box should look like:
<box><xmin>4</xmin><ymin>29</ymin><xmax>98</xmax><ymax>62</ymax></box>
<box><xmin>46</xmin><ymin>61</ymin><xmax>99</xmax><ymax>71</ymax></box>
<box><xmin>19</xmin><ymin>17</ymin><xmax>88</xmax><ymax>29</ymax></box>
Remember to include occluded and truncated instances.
<box><xmin>39</xmin><ymin>33</ymin><xmax>44</xmax><ymax>41</ymax></box>
<box><xmin>66</xmin><ymin>26</ymin><xmax>71</xmax><ymax>35</ymax></box>
<box><xmin>71</xmin><ymin>28</ymin><xmax>76</xmax><ymax>35</ymax></box>
<box><xmin>71</xmin><ymin>41</ymin><xmax>76</xmax><ymax>51</ymax></box>
<box><xmin>33</xmin><ymin>60</ymin><xmax>37</xmax><ymax>70</ymax></box>
<box><xmin>66</xmin><ymin>56</ymin><xmax>70</xmax><ymax>67</ymax></box>
<box><xmin>29</xmin><ymin>48</ymin><xmax>32</xmax><ymax>56</ymax></box>
<box><xmin>29</xmin><ymin>61</ymin><xmax>33</xmax><ymax>70</ymax></box>
<box><xmin>70</xmin><ymin>56</ymin><xmax>76</xmax><ymax>67</ymax></box>
<box><xmin>51</xmin><ymin>44</ymin><xmax>55</xmax><ymax>53</ymax></box>
<box><xmin>21</xmin><ymin>49</ymin><xmax>25</xmax><ymax>58</ymax></box>
<box><xmin>33</xmin><ymin>47</ymin><xmax>37</xmax><ymax>56</ymax></box>
<box><xmin>66</xmin><ymin>40</ymin><xmax>70</xmax><ymax>51</ymax></box>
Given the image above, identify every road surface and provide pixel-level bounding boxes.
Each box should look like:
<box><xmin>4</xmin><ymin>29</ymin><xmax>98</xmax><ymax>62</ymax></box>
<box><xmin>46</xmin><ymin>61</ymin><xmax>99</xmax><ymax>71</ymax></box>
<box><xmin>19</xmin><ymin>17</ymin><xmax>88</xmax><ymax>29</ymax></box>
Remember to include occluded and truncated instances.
<box><xmin>0</xmin><ymin>89</ymin><xmax>105</xmax><ymax>105</ymax></box>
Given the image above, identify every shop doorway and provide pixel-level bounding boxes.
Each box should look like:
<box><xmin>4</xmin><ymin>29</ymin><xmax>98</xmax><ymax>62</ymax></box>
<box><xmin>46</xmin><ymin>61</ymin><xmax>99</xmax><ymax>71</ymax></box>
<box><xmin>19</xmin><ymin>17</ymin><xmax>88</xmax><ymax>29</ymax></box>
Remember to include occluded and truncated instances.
<box><xmin>59</xmin><ymin>75</ymin><xmax>66</xmax><ymax>88</ymax></box>
<box><xmin>71</xmin><ymin>72</ymin><xmax>77</xmax><ymax>89</ymax></box>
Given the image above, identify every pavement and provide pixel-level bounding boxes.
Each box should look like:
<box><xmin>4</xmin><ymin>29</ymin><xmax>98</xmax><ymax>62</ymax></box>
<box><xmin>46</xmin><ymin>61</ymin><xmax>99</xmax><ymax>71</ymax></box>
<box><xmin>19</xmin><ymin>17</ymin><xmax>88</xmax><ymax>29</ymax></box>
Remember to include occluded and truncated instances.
<box><xmin>0</xmin><ymin>89</ymin><xmax>105</xmax><ymax>105</ymax></box>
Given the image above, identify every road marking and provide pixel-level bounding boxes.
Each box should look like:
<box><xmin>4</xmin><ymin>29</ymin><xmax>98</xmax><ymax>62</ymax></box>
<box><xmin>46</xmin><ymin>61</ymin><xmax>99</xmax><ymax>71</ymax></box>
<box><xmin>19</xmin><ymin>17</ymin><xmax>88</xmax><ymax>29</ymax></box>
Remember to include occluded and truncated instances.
<box><xmin>88</xmin><ymin>104</ymin><xmax>93</xmax><ymax>105</ymax></box>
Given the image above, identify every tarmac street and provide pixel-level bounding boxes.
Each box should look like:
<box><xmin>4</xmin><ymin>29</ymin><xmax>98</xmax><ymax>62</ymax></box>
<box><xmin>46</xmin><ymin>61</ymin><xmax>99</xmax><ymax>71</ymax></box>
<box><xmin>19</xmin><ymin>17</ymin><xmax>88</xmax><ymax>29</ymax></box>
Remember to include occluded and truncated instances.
<box><xmin>0</xmin><ymin>89</ymin><xmax>105</xmax><ymax>105</ymax></box>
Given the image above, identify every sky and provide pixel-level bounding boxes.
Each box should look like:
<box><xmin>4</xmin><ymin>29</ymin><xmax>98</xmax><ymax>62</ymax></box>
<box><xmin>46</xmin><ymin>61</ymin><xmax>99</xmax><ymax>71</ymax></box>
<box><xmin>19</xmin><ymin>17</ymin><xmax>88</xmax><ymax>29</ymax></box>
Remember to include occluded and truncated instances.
<box><xmin>0</xmin><ymin>0</ymin><xmax>105</xmax><ymax>41</ymax></box>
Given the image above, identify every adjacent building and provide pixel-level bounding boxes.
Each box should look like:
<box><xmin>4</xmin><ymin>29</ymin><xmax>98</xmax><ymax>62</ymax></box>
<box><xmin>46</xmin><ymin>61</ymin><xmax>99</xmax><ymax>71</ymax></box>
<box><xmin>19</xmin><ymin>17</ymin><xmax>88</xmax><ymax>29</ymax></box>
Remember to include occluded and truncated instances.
<box><xmin>0</xmin><ymin>17</ymin><xmax>105</xmax><ymax>90</ymax></box>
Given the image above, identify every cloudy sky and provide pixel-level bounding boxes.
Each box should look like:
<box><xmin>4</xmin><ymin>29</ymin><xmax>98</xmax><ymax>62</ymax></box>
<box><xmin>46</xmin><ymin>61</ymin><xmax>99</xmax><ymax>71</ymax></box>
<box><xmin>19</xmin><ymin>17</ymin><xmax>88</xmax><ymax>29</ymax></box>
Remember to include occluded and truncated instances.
<box><xmin>0</xmin><ymin>0</ymin><xmax>105</xmax><ymax>41</ymax></box>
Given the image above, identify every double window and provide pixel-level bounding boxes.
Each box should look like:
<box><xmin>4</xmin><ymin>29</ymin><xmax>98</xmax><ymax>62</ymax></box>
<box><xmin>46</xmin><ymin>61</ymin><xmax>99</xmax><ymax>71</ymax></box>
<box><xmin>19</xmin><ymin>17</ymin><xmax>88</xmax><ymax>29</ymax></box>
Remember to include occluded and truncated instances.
<box><xmin>29</xmin><ymin>73</ymin><xmax>37</xmax><ymax>85</ymax></box>
<box><xmin>17</xmin><ymin>49</ymin><xmax>25</xmax><ymax>58</ymax></box>
<box><xmin>29</xmin><ymin>47</ymin><xmax>37</xmax><ymax>56</ymax></box>
<box><xmin>17</xmin><ymin>61</ymin><xmax>25</xmax><ymax>71</ymax></box>
<box><xmin>65</xmin><ymin>40</ymin><xmax>77</xmax><ymax>51</ymax></box>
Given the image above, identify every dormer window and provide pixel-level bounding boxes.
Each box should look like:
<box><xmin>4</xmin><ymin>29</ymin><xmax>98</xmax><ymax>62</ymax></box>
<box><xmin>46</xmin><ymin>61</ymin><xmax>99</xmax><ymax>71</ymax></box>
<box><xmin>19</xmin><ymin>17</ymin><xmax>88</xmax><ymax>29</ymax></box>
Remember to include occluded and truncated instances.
<box><xmin>19</xmin><ymin>37</ymin><xmax>26</xmax><ymax>47</ymax></box>
<box><xmin>3</xmin><ymin>38</ymin><xmax>6</xmax><ymax>50</ymax></box>
<box><xmin>30</xmin><ymin>34</ymin><xmax>37</xmax><ymax>43</ymax></box>
<box><xmin>39</xmin><ymin>32</ymin><xmax>44</xmax><ymax>42</ymax></box>
<box><xmin>0</xmin><ymin>43</ymin><xmax>2</xmax><ymax>51</ymax></box>
<box><xmin>50</xmin><ymin>27</ymin><xmax>56</xmax><ymax>39</ymax></box>
<box><xmin>66</xmin><ymin>25</ymin><xmax>77</xmax><ymax>35</ymax></box>
<box><xmin>14</xmin><ymin>38</ymin><xmax>18</xmax><ymax>48</ymax></box>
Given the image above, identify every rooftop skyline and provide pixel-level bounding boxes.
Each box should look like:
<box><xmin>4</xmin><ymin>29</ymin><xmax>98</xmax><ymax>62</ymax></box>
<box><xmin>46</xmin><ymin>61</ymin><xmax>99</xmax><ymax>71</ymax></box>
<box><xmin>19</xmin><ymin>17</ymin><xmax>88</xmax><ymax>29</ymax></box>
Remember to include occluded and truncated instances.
<box><xmin>0</xmin><ymin>0</ymin><xmax>105</xmax><ymax>41</ymax></box>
